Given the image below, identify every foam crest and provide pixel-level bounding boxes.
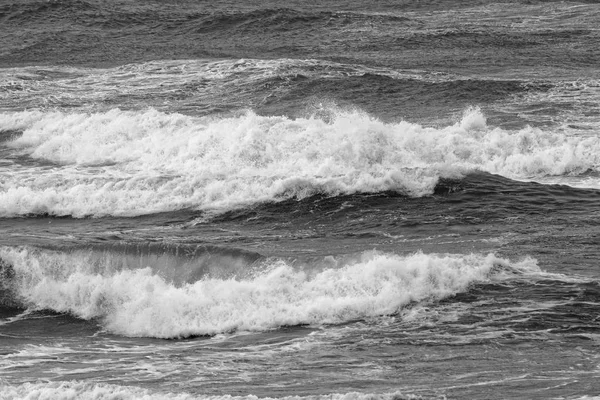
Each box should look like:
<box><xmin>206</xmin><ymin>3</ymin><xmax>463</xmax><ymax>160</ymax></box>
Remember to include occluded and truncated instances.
<box><xmin>0</xmin><ymin>246</ymin><xmax>539</xmax><ymax>338</ymax></box>
<box><xmin>0</xmin><ymin>382</ymin><xmax>429</xmax><ymax>400</ymax></box>
<box><xmin>1</xmin><ymin>107</ymin><xmax>598</xmax><ymax>216</ymax></box>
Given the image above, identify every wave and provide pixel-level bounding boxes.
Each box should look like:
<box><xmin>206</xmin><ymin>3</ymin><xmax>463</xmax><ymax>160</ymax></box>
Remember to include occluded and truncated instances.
<box><xmin>397</xmin><ymin>29</ymin><xmax>593</xmax><ymax>51</ymax></box>
<box><xmin>0</xmin><ymin>382</ymin><xmax>433</xmax><ymax>400</ymax></box>
<box><xmin>0</xmin><ymin>245</ymin><xmax>539</xmax><ymax>338</ymax></box>
<box><xmin>1</xmin><ymin>3</ymin><xmax>414</xmax><ymax>30</ymax></box>
<box><xmin>0</xmin><ymin>58</ymin><xmax>536</xmax><ymax>120</ymax></box>
<box><xmin>0</xmin><ymin>107</ymin><xmax>598</xmax><ymax>217</ymax></box>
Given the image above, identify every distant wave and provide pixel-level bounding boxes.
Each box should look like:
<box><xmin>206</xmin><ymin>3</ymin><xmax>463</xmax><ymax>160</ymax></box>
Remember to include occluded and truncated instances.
<box><xmin>0</xmin><ymin>245</ymin><xmax>539</xmax><ymax>338</ymax></box>
<box><xmin>395</xmin><ymin>28</ymin><xmax>594</xmax><ymax>51</ymax></box>
<box><xmin>0</xmin><ymin>58</ymin><xmax>539</xmax><ymax>119</ymax></box>
<box><xmin>1</xmin><ymin>2</ymin><xmax>414</xmax><ymax>30</ymax></box>
<box><xmin>0</xmin><ymin>107</ymin><xmax>598</xmax><ymax>217</ymax></box>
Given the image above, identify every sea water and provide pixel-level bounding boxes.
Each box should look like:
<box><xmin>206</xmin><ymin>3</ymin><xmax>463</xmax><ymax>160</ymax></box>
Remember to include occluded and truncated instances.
<box><xmin>1</xmin><ymin>1</ymin><xmax>600</xmax><ymax>399</ymax></box>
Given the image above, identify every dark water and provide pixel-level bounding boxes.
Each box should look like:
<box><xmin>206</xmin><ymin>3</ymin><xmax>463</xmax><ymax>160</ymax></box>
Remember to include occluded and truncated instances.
<box><xmin>1</xmin><ymin>1</ymin><xmax>600</xmax><ymax>399</ymax></box>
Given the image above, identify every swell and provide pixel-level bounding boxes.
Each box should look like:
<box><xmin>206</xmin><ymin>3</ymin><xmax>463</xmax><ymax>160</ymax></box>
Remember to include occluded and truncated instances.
<box><xmin>395</xmin><ymin>29</ymin><xmax>595</xmax><ymax>50</ymax></box>
<box><xmin>2</xmin><ymin>1</ymin><xmax>598</xmax><ymax>71</ymax></box>
<box><xmin>0</xmin><ymin>3</ymin><xmax>418</xmax><ymax>67</ymax></box>
<box><xmin>437</xmin><ymin>172</ymin><xmax>600</xmax><ymax>206</ymax></box>
<box><xmin>1</xmin><ymin>3</ymin><xmax>414</xmax><ymax>30</ymax></box>
<box><xmin>1</xmin><ymin>0</ymin><xmax>172</xmax><ymax>29</ymax></box>
<box><xmin>0</xmin><ymin>59</ymin><xmax>551</xmax><ymax>123</ymax></box>
<box><xmin>257</xmin><ymin>74</ymin><xmax>551</xmax><ymax>121</ymax></box>
<box><xmin>0</xmin><ymin>0</ymin><xmax>97</xmax><ymax>22</ymax></box>
<box><xmin>189</xmin><ymin>8</ymin><xmax>326</xmax><ymax>33</ymax></box>
<box><xmin>204</xmin><ymin>172</ymin><xmax>600</xmax><ymax>237</ymax></box>
<box><xmin>5</xmin><ymin>1</ymin><xmax>592</xmax><ymax>31</ymax></box>
<box><xmin>435</xmin><ymin>278</ymin><xmax>600</xmax><ymax>340</ymax></box>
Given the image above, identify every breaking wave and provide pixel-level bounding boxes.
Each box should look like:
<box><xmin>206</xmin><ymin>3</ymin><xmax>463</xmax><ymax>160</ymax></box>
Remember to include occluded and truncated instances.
<box><xmin>0</xmin><ymin>381</ymin><xmax>435</xmax><ymax>400</ymax></box>
<box><xmin>0</xmin><ymin>107</ymin><xmax>598</xmax><ymax>217</ymax></box>
<box><xmin>0</xmin><ymin>246</ymin><xmax>539</xmax><ymax>338</ymax></box>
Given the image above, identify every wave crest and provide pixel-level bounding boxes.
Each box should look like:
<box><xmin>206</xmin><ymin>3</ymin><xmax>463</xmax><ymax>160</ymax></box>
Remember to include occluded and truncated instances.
<box><xmin>0</xmin><ymin>382</ymin><xmax>433</xmax><ymax>400</ymax></box>
<box><xmin>1</xmin><ymin>107</ymin><xmax>598</xmax><ymax>217</ymax></box>
<box><xmin>0</xmin><ymin>246</ymin><xmax>539</xmax><ymax>338</ymax></box>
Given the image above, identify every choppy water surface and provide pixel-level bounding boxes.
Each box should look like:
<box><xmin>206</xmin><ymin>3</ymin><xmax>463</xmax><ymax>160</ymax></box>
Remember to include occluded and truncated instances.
<box><xmin>1</xmin><ymin>1</ymin><xmax>600</xmax><ymax>399</ymax></box>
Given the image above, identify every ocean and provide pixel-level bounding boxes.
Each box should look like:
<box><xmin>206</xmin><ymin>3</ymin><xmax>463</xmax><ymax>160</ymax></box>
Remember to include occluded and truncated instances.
<box><xmin>1</xmin><ymin>1</ymin><xmax>600</xmax><ymax>399</ymax></box>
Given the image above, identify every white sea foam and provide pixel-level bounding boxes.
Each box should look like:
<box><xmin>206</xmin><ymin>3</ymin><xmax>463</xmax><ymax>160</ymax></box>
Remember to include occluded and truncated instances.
<box><xmin>0</xmin><ymin>246</ymin><xmax>539</xmax><ymax>338</ymax></box>
<box><xmin>1</xmin><ymin>107</ymin><xmax>598</xmax><ymax>217</ymax></box>
<box><xmin>0</xmin><ymin>381</ymin><xmax>433</xmax><ymax>400</ymax></box>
